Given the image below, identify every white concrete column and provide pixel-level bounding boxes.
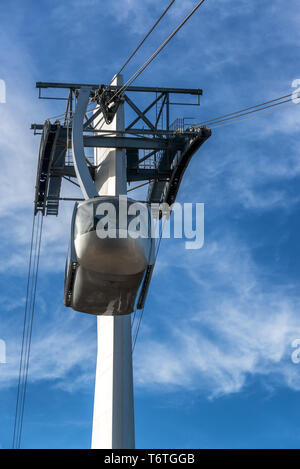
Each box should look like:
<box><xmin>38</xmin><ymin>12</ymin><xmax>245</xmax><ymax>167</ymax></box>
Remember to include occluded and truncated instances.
<box><xmin>91</xmin><ymin>75</ymin><xmax>135</xmax><ymax>449</ymax></box>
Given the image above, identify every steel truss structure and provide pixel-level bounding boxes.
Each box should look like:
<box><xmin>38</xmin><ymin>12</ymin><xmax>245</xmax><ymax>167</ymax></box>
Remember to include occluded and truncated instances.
<box><xmin>31</xmin><ymin>81</ymin><xmax>211</xmax><ymax>216</ymax></box>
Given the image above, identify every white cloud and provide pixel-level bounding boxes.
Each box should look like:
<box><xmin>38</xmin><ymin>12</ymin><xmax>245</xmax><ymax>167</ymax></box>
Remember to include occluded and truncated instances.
<box><xmin>134</xmin><ymin>234</ymin><xmax>300</xmax><ymax>397</ymax></box>
<box><xmin>0</xmin><ymin>302</ymin><xmax>96</xmax><ymax>392</ymax></box>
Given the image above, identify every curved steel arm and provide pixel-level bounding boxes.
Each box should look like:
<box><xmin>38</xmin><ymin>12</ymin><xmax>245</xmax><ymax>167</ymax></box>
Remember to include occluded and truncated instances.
<box><xmin>72</xmin><ymin>87</ymin><xmax>98</xmax><ymax>200</ymax></box>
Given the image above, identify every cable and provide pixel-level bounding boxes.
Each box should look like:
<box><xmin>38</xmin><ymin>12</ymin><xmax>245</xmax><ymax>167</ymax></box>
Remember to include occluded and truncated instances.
<box><xmin>112</xmin><ymin>0</ymin><xmax>176</xmax><ymax>80</ymax></box>
<box><xmin>109</xmin><ymin>0</ymin><xmax>208</xmax><ymax>104</ymax></box>
<box><xmin>210</xmin><ymin>100</ymin><xmax>300</xmax><ymax>129</ymax></box>
<box><xmin>12</xmin><ymin>214</ymin><xmax>36</xmax><ymax>448</ymax></box>
<box><xmin>195</xmin><ymin>93</ymin><xmax>294</xmax><ymax>126</ymax></box>
<box><xmin>194</xmin><ymin>93</ymin><xmax>295</xmax><ymax>127</ymax></box>
<box><xmin>14</xmin><ymin>213</ymin><xmax>42</xmax><ymax>449</ymax></box>
<box><xmin>132</xmin><ymin>217</ymin><xmax>166</xmax><ymax>352</ymax></box>
<box><xmin>44</xmin><ymin>1</ymin><xmax>177</xmax><ymax>124</ymax></box>
<box><xmin>14</xmin><ymin>212</ymin><xmax>43</xmax><ymax>448</ymax></box>
<box><xmin>46</xmin><ymin>0</ymin><xmax>208</xmax><ymax>126</ymax></box>
<box><xmin>57</xmin><ymin>0</ymin><xmax>205</xmax><ymax>127</ymax></box>
<box><xmin>132</xmin><ymin>308</ymin><xmax>144</xmax><ymax>352</ymax></box>
<box><xmin>12</xmin><ymin>212</ymin><xmax>44</xmax><ymax>449</ymax></box>
<box><xmin>205</xmin><ymin>97</ymin><xmax>295</xmax><ymax>126</ymax></box>
<box><xmin>17</xmin><ymin>214</ymin><xmax>43</xmax><ymax>449</ymax></box>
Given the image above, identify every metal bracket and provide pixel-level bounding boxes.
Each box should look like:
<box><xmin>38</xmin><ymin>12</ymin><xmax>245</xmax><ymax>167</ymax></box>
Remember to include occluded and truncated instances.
<box><xmin>93</xmin><ymin>85</ymin><xmax>123</xmax><ymax>125</ymax></box>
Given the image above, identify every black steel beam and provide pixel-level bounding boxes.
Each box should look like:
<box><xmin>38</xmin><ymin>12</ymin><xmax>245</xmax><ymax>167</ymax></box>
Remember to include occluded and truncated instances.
<box><xmin>52</xmin><ymin>166</ymin><xmax>170</xmax><ymax>182</ymax></box>
<box><xmin>31</xmin><ymin>123</ymin><xmax>45</xmax><ymax>130</ymax></box>
<box><xmin>127</xmin><ymin>169</ymin><xmax>171</xmax><ymax>182</ymax></box>
<box><xmin>83</xmin><ymin>136</ymin><xmax>185</xmax><ymax>151</ymax></box>
<box><xmin>52</xmin><ymin>167</ymin><xmax>77</xmax><ymax>178</ymax></box>
<box><xmin>124</xmin><ymin>95</ymin><xmax>155</xmax><ymax>130</ymax></box>
<box><xmin>31</xmin><ymin>123</ymin><xmax>199</xmax><ymax>138</ymax></box>
<box><xmin>126</xmin><ymin>92</ymin><xmax>164</xmax><ymax>130</ymax></box>
<box><xmin>36</xmin><ymin>82</ymin><xmax>202</xmax><ymax>95</ymax></box>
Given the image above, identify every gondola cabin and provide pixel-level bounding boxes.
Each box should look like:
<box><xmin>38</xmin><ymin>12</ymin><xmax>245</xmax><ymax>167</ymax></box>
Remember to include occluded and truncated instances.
<box><xmin>64</xmin><ymin>196</ymin><xmax>154</xmax><ymax>315</ymax></box>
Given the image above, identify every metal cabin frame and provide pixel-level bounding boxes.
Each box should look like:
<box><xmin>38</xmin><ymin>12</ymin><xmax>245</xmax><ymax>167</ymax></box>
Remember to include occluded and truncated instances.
<box><xmin>31</xmin><ymin>81</ymin><xmax>211</xmax><ymax>216</ymax></box>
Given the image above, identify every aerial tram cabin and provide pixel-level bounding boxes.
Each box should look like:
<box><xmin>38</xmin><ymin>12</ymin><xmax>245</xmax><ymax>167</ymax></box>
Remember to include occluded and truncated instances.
<box><xmin>64</xmin><ymin>196</ymin><xmax>154</xmax><ymax>315</ymax></box>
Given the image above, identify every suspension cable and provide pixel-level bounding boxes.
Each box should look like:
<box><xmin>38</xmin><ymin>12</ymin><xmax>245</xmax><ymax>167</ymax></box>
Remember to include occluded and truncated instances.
<box><xmin>194</xmin><ymin>93</ymin><xmax>297</xmax><ymax>127</ymax></box>
<box><xmin>109</xmin><ymin>0</ymin><xmax>208</xmax><ymax>104</ymax></box>
<box><xmin>210</xmin><ymin>100</ymin><xmax>300</xmax><ymax>129</ymax></box>
<box><xmin>202</xmin><ymin>97</ymin><xmax>299</xmax><ymax>130</ymax></box>
<box><xmin>44</xmin><ymin>1</ymin><xmax>177</xmax><ymax>124</ymax></box>
<box><xmin>132</xmin><ymin>217</ymin><xmax>166</xmax><ymax>351</ymax></box>
<box><xmin>12</xmin><ymin>212</ymin><xmax>44</xmax><ymax>449</ymax></box>
<box><xmin>69</xmin><ymin>0</ymin><xmax>207</xmax><ymax>126</ymax></box>
<box><xmin>12</xmin><ymin>214</ymin><xmax>36</xmax><ymax>449</ymax></box>
<box><xmin>112</xmin><ymin>0</ymin><xmax>176</xmax><ymax>81</ymax></box>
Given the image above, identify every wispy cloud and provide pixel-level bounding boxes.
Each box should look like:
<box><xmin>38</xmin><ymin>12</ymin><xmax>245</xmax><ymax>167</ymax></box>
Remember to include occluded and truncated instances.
<box><xmin>0</xmin><ymin>301</ymin><xmax>96</xmax><ymax>393</ymax></box>
<box><xmin>134</xmin><ymin>233</ymin><xmax>300</xmax><ymax>397</ymax></box>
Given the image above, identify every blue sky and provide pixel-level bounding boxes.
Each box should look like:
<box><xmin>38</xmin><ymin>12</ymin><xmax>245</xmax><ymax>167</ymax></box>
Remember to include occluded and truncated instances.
<box><xmin>1</xmin><ymin>0</ymin><xmax>300</xmax><ymax>449</ymax></box>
